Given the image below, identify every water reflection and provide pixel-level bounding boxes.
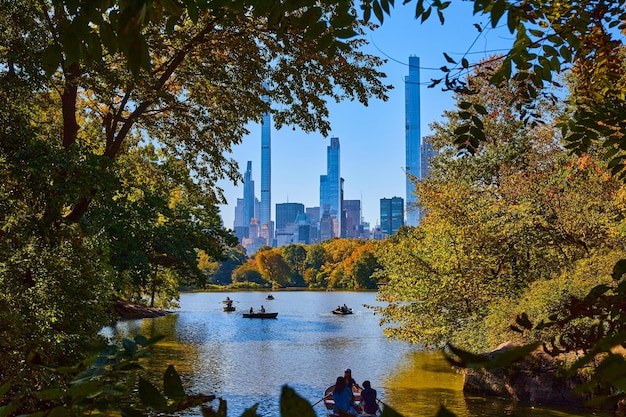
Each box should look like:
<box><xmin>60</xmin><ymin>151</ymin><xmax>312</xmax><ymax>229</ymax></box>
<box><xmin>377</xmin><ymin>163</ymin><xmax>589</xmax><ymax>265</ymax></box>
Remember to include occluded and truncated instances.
<box><xmin>102</xmin><ymin>292</ymin><xmax>607</xmax><ymax>417</ymax></box>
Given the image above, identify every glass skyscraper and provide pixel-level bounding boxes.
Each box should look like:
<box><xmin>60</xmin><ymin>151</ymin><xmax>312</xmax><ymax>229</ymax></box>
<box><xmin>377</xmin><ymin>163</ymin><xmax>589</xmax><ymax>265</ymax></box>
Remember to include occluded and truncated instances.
<box><xmin>260</xmin><ymin>94</ymin><xmax>272</xmax><ymax>240</ymax></box>
<box><xmin>243</xmin><ymin>161</ymin><xmax>255</xmax><ymax>228</ymax></box>
<box><xmin>380</xmin><ymin>197</ymin><xmax>405</xmax><ymax>236</ymax></box>
<box><xmin>320</xmin><ymin>137</ymin><xmax>341</xmax><ymax>239</ymax></box>
<box><xmin>405</xmin><ymin>55</ymin><xmax>421</xmax><ymax>226</ymax></box>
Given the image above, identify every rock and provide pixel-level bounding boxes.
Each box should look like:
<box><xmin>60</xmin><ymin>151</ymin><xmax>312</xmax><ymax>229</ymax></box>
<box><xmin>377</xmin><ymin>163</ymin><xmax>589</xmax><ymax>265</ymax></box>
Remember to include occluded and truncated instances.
<box><xmin>462</xmin><ymin>342</ymin><xmax>592</xmax><ymax>408</ymax></box>
<box><xmin>112</xmin><ymin>300</ymin><xmax>169</xmax><ymax>320</ymax></box>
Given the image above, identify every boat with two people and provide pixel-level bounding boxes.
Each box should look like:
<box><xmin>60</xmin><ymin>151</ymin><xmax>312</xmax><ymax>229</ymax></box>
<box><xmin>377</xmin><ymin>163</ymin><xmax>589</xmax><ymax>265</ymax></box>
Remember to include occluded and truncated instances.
<box><xmin>332</xmin><ymin>304</ymin><xmax>353</xmax><ymax>315</ymax></box>
<box><xmin>321</xmin><ymin>382</ymin><xmax>380</xmax><ymax>416</ymax></box>
<box><xmin>265</xmin><ymin>294</ymin><xmax>275</xmax><ymax>300</ymax></box>
<box><xmin>243</xmin><ymin>305</ymin><xmax>277</xmax><ymax>319</ymax></box>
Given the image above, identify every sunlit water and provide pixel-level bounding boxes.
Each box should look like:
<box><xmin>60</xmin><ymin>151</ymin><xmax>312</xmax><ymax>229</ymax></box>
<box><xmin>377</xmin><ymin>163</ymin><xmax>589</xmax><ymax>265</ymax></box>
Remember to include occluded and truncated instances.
<box><xmin>102</xmin><ymin>291</ymin><xmax>606</xmax><ymax>417</ymax></box>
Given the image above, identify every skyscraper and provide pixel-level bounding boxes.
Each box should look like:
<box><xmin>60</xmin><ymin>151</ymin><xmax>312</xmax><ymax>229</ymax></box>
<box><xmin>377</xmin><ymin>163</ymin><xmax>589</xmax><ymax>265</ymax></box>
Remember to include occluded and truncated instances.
<box><xmin>259</xmin><ymin>93</ymin><xmax>272</xmax><ymax>242</ymax></box>
<box><xmin>275</xmin><ymin>202</ymin><xmax>305</xmax><ymax>231</ymax></box>
<box><xmin>320</xmin><ymin>137</ymin><xmax>341</xmax><ymax>239</ymax></box>
<box><xmin>243</xmin><ymin>161</ymin><xmax>255</xmax><ymax>228</ymax></box>
<box><xmin>342</xmin><ymin>199</ymin><xmax>361</xmax><ymax>238</ymax></box>
<box><xmin>380</xmin><ymin>197</ymin><xmax>405</xmax><ymax>236</ymax></box>
<box><xmin>405</xmin><ymin>55</ymin><xmax>421</xmax><ymax>226</ymax></box>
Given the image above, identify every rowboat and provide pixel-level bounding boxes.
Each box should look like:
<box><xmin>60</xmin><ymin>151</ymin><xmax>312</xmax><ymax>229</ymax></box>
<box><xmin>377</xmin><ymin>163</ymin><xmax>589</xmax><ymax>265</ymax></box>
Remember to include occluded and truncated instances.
<box><xmin>322</xmin><ymin>385</ymin><xmax>380</xmax><ymax>416</ymax></box>
<box><xmin>332</xmin><ymin>306</ymin><xmax>353</xmax><ymax>315</ymax></box>
<box><xmin>266</xmin><ymin>294</ymin><xmax>275</xmax><ymax>300</ymax></box>
<box><xmin>242</xmin><ymin>312</ymin><xmax>278</xmax><ymax>319</ymax></box>
<box><xmin>223</xmin><ymin>305</ymin><xmax>236</xmax><ymax>312</ymax></box>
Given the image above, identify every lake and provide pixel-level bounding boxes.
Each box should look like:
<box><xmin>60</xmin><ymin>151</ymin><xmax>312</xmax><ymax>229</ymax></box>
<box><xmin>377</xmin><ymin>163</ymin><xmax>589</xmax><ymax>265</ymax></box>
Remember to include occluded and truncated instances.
<box><xmin>102</xmin><ymin>291</ymin><xmax>603</xmax><ymax>417</ymax></box>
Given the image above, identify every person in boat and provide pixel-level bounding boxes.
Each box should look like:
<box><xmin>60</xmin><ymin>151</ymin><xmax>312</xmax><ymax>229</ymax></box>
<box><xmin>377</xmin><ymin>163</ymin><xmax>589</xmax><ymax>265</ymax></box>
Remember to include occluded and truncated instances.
<box><xmin>332</xmin><ymin>376</ymin><xmax>358</xmax><ymax>416</ymax></box>
<box><xmin>249</xmin><ymin>307</ymin><xmax>254</xmax><ymax>314</ymax></box>
<box><xmin>358</xmin><ymin>380</ymin><xmax>380</xmax><ymax>415</ymax></box>
<box><xmin>260</xmin><ymin>305</ymin><xmax>265</xmax><ymax>313</ymax></box>
<box><xmin>344</xmin><ymin>368</ymin><xmax>361</xmax><ymax>393</ymax></box>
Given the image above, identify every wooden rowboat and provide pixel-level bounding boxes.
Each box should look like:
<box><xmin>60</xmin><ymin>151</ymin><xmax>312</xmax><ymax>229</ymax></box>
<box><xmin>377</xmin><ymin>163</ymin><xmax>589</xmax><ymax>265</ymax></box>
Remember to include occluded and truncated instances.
<box><xmin>242</xmin><ymin>312</ymin><xmax>278</xmax><ymax>319</ymax></box>
<box><xmin>322</xmin><ymin>384</ymin><xmax>381</xmax><ymax>416</ymax></box>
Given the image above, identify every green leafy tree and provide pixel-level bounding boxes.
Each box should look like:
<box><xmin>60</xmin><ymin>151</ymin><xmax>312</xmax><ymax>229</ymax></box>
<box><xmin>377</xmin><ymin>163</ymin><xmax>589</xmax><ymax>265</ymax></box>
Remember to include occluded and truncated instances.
<box><xmin>0</xmin><ymin>0</ymin><xmax>390</xmax><ymax>224</ymax></box>
<box><xmin>281</xmin><ymin>244</ymin><xmax>308</xmax><ymax>286</ymax></box>
<box><xmin>375</xmin><ymin>60</ymin><xmax>626</xmax><ymax>350</ymax></box>
<box><xmin>204</xmin><ymin>246</ymin><xmax>248</xmax><ymax>286</ymax></box>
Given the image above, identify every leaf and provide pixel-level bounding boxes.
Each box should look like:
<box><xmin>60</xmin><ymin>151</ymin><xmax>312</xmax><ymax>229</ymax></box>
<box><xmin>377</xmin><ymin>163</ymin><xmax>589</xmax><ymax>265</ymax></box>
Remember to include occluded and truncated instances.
<box><xmin>611</xmin><ymin>259</ymin><xmax>626</xmax><ymax>280</ymax></box>
<box><xmin>373</xmin><ymin>1</ymin><xmax>384</xmax><ymax>23</ymax></box>
<box><xmin>443</xmin><ymin>52</ymin><xmax>456</xmax><ymax>64</ymax></box>
<box><xmin>240</xmin><ymin>403</ymin><xmax>260</xmax><ymax>417</ymax></box>
<box><xmin>279</xmin><ymin>385</ymin><xmax>316</xmax><ymax>417</ymax></box>
<box><xmin>164</xmin><ymin>365</ymin><xmax>186</xmax><ymax>400</ymax></box>
<box><xmin>490</xmin><ymin>0</ymin><xmax>506</xmax><ymax>28</ymax></box>
<box><xmin>122</xmin><ymin>338</ymin><xmax>137</xmax><ymax>355</ymax></box>
<box><xmin>490</xmin><ymin>342</ymin><xmax>540</xmax><ymax>368</ymax></box>
<box><xmin>35</xmin><ymin>387</ymin><xmax>65</xmax><ymax>401</ymax></box>
<box><xmin>138</xmin><ymin>377</ymin><xmax>167</xmax><ymax>410</ymax></box>
<box><xmin>515</xmin><ymin>312</ymin><xmax>533</xmax><ymax>330</ymax></box>
<box><xmin>379</xmin><ymin>402</ymin><xmax>405</xmax><ymax>417</ymax></box>
<box><xmin>435</xmin><ymin>406</ymin><xmax>457</xmax><ymax>417</ymax></box>
<box><xmin>444</xmin><ymin>343</ymin><xmax>488</xmax><ymax>368</ymax></box>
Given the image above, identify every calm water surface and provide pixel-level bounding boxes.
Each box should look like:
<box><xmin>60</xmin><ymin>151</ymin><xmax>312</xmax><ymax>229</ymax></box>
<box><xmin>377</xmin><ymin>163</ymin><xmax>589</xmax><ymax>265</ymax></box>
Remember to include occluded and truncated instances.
<box><xmin>102</xmin><ymin>291</ymin><xmax>604</xmax><ymax>417</ymax></box>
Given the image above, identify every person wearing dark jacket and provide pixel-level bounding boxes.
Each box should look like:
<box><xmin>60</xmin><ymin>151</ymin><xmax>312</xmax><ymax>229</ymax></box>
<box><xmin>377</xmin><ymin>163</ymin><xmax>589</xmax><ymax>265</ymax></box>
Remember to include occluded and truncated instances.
<box><xmin>359</xmin><ymin>380</ymin><xmax>380</xmax><ymax>415</ymax></box>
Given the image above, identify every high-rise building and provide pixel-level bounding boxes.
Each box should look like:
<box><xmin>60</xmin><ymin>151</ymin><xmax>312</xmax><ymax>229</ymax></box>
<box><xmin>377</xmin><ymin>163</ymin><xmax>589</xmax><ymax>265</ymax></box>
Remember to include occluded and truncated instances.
<box><xmin>380</xmin><ymin>197</ymin><xmax>405</xmax><ymax>236</ymax></box>
<box><xmin>405</xmin><ymin>55</ymin><xmax>421</xmax><ymax>226</ymax></box>
<box><xmin>275</xmin><ymin>202</ymin><xmax>305</xmax><ymax>231</ymax></box>
<box><xmin>259</xmin><ymin>92</ymin><xmax>272</xmax><ymax>242</ymax></box>
<box><xmin>243</xmin><ymin>161</ymin><xmax>255</xmax><ymax>228</ymax></box>
<box><xmin>320</xmin><ymin>137</ymin><xmax>341</xmax><ymax>239</ymax></box>
<box><xmin>342</xmin><ymin>199</ymin><xmax>361</xmax><ymax>239</ymax></box>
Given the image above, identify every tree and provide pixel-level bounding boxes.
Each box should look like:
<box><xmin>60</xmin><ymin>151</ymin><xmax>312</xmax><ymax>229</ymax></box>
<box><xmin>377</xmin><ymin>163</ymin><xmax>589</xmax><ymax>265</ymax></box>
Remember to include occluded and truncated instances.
<box><xmin>203</xmin><ymin>246</ymin><xmax>248</xmax><ymax>285</ymax></box>
<box><xmin>256</xmin><ymin>249</ymin><xmax>292</xmax><ymax>288</ymax></box>
<box><xmin>375</xmin><ymin>61</ymin><xmax>626</xmax><ymax>350</ymax></box>
<box><xmin>0</xmin><ymin>0</ymin><xmax>390</xmax><ymax>224</ymax></box>
<box><xmin>281</xmin><ymin>244</ymin><xmax>308</xmax><ymax>285</ymax></box>
<box><xmin>346</xmin><ymin>243</ymin><xmax>381</xmax><ymax>289</ymax></box>
<box><xmin>84</xmin><ymin>143</ymin><xmax>237</xmax><ymax>303</ymax></box>
<box><xmin>366</xmin><ymin>0</ymin><xmax>625</xmax><ymax>173</ymax></box>
<box><xmin>232</xmin><ymin>262</ymin><xmax>265</xmax><ymax>285</ymax></box>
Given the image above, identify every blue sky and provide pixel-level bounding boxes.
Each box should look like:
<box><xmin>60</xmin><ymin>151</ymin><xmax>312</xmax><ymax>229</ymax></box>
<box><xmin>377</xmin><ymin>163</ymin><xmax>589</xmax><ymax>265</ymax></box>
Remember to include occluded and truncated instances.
<box><xmin>218</xmin><ymin>3</ymin><xmax>513</xmax><ymax>229</ymax></box>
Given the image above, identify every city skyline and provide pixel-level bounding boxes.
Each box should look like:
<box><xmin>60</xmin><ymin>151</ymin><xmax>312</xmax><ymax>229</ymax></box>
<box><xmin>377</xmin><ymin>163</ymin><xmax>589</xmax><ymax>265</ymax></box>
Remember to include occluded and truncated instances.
<box><xmin>217</xmin><ymin>4</ymin><xmax>513</xmax><ymax>229</ymax></box>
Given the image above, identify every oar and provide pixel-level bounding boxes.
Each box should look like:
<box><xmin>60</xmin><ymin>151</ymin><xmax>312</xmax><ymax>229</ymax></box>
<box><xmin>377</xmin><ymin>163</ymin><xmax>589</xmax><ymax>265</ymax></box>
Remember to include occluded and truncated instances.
<box><xmin>312</xmin><ymin>393</ymin><xmax>332</xmax><ymax>406</ymax></box>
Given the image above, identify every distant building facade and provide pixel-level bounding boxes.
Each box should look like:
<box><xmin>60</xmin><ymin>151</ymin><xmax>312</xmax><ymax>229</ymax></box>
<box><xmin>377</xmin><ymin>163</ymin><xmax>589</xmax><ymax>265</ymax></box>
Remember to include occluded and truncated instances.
<box><xmin>259</xmin><ymin>91</ymin><xmax>273</xmax><ymax>243</ymax></box>
<box><xmin>380</xmin><ymin>197</ymin><xmax>405</xmax><ymax>237</ymax></box>
<box><xmin>275</xmin><ymin>202</ymin><xmax>305</xmax><ymax>231</ymax></box>
<box><xmin>243</xmin><ymin>161</ymin><xmax>255</xmax><ymax>228</ymax></box>
<box><xmin>320</xmin><ymin>137</ymin><xmax>341</xmax><ymax>240</ymax></box>
<box><xmin>342</xmin><ymin>199</ymin><xmax>361</xmax><ymax>239</ymax></box>
<box><xmin>405</xmin><ymin>55</ymin><xmax>421</xmax><ymax>227</ymax></box>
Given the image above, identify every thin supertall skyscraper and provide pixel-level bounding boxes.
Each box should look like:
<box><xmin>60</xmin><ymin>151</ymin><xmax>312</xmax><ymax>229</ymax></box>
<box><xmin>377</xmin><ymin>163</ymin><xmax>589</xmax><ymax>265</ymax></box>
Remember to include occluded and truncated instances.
<box><xmin>243</xmin><ymin>161</ymin><xmax>255</xmax><ymax>227</ymax></box>
<box><xmin>259</xmin><ymin>93</ymin><xmax>272</xmax><ymax>241</ymax></box>
<box><xmin>320</xmin><ymin>137</ymin><xmax>341</xmax><ymax>239</ymax></box>
<box><xmin>405</xmin><ymin>55</ymin><xmax>421</xmax><ymax>227</ymax></box>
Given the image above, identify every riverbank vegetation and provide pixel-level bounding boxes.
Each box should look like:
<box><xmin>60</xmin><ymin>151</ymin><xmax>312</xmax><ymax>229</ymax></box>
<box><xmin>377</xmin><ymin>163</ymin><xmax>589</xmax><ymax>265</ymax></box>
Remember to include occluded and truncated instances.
<box><xmin>203</xmin><ymin>239</ymin><xmax>382</xmax><ymax>290</ymax></box>
<box><xmin>374</xmin><ymin>56</ymin><xmax>626</xmax><ymax>353</ymax></box>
